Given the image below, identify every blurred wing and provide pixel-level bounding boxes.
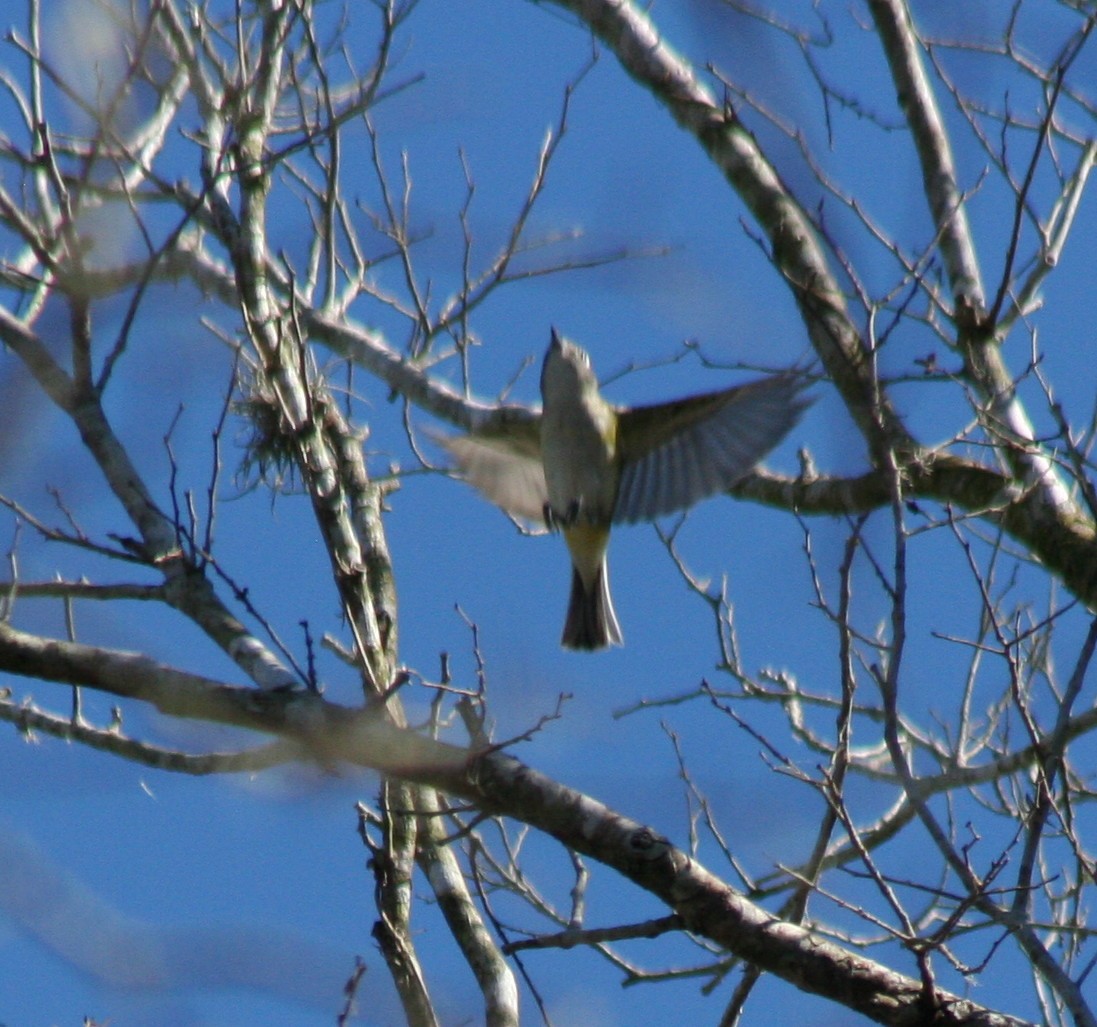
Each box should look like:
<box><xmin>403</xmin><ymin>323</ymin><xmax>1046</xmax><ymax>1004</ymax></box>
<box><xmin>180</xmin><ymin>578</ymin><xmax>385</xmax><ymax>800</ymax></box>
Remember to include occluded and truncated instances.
<box><xmin>436</xmin><ymin>424</ymin><xmax>549</xmax><ymax>525</ymax></box>
<box><xmin>613</xmin><ymin>374</ymin><xmax>810</xmax><ymax>524</ymax></box>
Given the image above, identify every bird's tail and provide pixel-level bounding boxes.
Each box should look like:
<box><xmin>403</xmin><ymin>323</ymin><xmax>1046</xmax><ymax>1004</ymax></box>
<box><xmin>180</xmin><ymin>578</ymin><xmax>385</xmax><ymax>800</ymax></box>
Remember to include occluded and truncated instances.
<box><xmin>562</xmin><ymin>558</ymin><xmax>623</xmax><ymax>650</ymax></box>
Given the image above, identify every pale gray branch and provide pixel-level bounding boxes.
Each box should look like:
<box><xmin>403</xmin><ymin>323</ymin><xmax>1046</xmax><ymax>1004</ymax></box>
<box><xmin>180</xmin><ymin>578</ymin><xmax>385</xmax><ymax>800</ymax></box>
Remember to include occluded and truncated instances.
<box><xmin>0</xmin><ymin>617</ymin><xmax>1033</xmax><ymax>1027</ymax></box>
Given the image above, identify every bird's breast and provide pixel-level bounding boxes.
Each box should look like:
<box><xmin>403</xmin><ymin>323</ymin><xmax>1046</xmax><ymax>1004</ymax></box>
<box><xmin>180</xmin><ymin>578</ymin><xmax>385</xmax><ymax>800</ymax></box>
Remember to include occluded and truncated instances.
<box><xmin>540</xmin><ymin>391</ymin><xmax>617</xmax><ymax>521</ymax></box>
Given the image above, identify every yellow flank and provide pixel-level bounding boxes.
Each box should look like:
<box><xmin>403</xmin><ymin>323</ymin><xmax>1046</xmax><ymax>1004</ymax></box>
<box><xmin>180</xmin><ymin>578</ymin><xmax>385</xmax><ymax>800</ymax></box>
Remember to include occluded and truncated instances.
<box><xmin>603</xmin><ymin>407</ymin><xmax>618</xmax><ymax>451</ymax></box>
<box><xmin>563</xmin><ymin>522</ymin><xmax>610</xmax><ymax>588</ymax></box>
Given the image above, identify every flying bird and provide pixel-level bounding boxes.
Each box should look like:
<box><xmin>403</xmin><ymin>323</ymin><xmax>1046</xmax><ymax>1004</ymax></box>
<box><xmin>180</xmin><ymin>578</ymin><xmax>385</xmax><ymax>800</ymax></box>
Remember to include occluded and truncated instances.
<box><xmin>439</xmin><ymin>330</ymin><xmax>810</xmax><ymax>650</ymax></box>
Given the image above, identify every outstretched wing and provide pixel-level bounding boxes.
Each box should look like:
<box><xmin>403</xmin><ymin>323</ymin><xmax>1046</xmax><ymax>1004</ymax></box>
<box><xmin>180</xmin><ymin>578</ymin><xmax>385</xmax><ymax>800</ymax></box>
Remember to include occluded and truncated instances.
<box><xmin>613</xmin><ymin>373</ymin><xmax>810</xmax><ymax>524</ymax></box>
<box><xmin>436</xmin><ymin>422</ymin><xmax>549</xmax><ymax>525</ymax></box>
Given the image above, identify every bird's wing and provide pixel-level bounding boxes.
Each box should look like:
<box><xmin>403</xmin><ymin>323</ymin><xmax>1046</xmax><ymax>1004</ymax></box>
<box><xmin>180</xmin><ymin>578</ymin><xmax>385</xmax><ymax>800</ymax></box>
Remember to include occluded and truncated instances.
<box><xmin>436</xmin><ymin>423</ymin><xmax>549</xmax><ymax>525</ymax></box>
<box><xmin>613</xmin><ymin>373</ymin><xmax>810</xmax><ymax>524</ymax></box>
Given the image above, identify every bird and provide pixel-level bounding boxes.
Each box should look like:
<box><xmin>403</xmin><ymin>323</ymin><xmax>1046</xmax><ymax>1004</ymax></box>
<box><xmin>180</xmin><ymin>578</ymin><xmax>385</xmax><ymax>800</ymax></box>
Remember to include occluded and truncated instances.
<box><xmin>438</xmin><ymin>329</ymin><xmax>810</xmax><ymax>650</ymax></box>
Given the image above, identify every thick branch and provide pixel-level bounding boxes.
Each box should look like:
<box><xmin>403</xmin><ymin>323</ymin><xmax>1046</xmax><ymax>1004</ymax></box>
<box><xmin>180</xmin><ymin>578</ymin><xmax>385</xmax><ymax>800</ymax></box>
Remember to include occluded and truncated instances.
<box><xmin>867</xmin><ymin>0</ymin><xmax>1078</xmax><ymax>515</ymax></box>
<box><xmin>0</xmin><ymin>305</ymin><xmax>296</xmax><ymax>690</ymax></box>
<box><xmin>736</xmin><ymin>455</ymin><xmax>1097</xmax><ymax>606</ymax></box>
<box><xmin>866</xmin><ymin>0</ymin><xmax>984</xmax><ymax>312</ymax></box>
<box><xmin>0</xmin><ymin>621</ymin><xmax>1032</xmax><ymax>1026</ymax></box>
<box><xmin>543</xmin><ymin>0</ymin><xmax>908</xmax><ymax>458</ymax></box>
<box><xmin>416</xmin><ymin>793</ymin><xmax>519</xmax><ymax>1027</ymax></box>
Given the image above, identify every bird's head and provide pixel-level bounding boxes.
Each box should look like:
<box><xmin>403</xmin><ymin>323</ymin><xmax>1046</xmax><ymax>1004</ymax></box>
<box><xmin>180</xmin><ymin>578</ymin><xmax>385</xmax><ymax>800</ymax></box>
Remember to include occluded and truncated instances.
<box><xmin>542</xmin><ymin>328</ymin><xmax>597</xmax><ymax>399</ymax></box>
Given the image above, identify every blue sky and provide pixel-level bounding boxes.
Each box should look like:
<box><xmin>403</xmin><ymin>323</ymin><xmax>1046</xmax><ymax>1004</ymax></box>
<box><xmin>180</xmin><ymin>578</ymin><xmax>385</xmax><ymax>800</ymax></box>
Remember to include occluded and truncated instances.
<box><xmin>2</xmin><ymin>1</ymin><xmax>1096</xmax><ymax>1025</ymax></box>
